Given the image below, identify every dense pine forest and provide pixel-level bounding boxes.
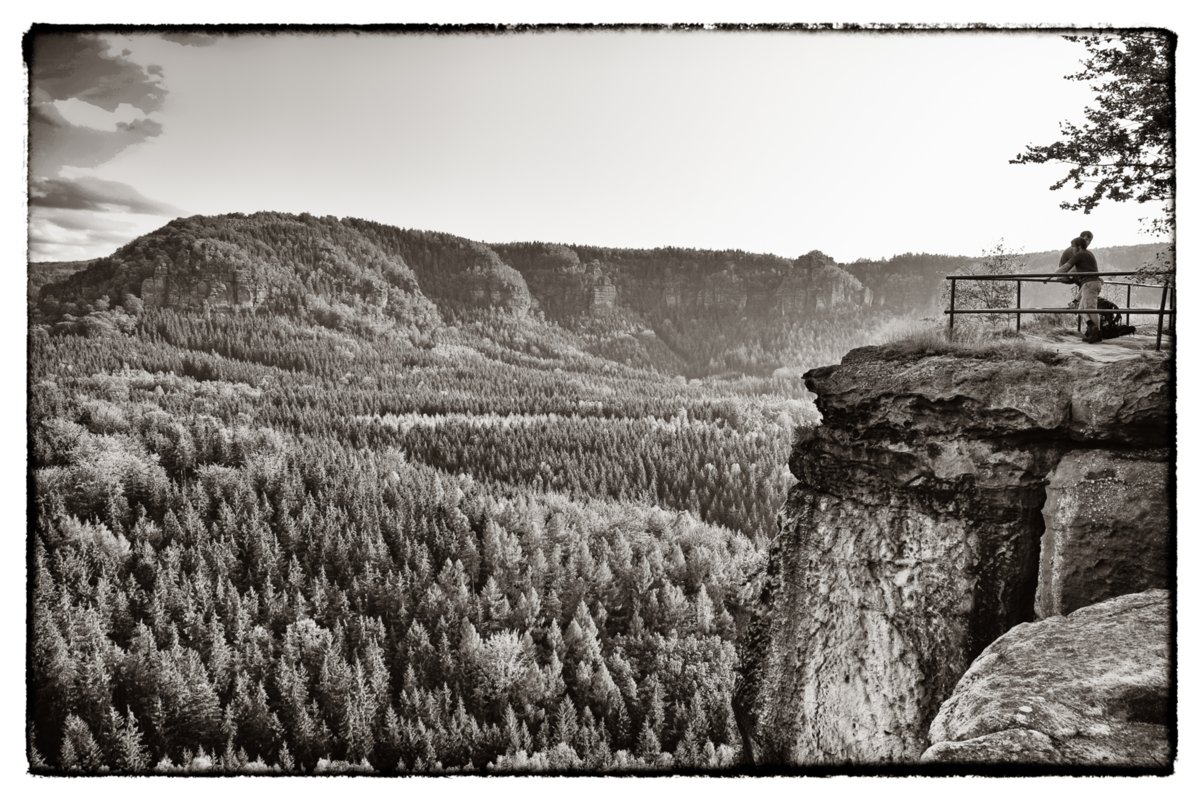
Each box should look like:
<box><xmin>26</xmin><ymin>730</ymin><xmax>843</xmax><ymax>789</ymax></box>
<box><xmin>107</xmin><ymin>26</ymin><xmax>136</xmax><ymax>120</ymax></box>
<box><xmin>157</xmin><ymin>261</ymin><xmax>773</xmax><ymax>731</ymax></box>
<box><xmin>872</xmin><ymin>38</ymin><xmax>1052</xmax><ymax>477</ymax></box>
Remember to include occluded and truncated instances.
<box><xmin>27</xmin><ymin>213</ymin><xmax>1166</xmax><ymax>774</ymax></box>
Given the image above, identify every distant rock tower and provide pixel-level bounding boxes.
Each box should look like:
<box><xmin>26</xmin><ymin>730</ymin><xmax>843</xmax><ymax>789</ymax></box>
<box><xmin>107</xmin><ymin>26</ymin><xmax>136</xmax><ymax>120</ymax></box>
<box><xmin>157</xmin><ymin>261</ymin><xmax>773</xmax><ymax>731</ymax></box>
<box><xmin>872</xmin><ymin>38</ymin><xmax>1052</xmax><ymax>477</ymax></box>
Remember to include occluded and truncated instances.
<box><xmin>591</xmin><ymin>275</ymin><xmax>617</xmax><ymax>311</ymax></box>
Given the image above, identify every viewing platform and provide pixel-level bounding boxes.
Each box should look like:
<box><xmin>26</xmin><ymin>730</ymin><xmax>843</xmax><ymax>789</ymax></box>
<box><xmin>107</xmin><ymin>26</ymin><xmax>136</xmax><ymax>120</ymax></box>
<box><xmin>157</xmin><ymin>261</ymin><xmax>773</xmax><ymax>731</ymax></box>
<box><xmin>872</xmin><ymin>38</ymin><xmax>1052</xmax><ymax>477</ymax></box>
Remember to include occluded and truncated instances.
<box><xmin>1020</xmin><ymin>326</ymin><xmax>1170</xmax><ymax>364</ymax></box>
<box><xmin>944</xmin><ymin>271</ymin><xmax>1175</xmax><ymax>356</ymax></box>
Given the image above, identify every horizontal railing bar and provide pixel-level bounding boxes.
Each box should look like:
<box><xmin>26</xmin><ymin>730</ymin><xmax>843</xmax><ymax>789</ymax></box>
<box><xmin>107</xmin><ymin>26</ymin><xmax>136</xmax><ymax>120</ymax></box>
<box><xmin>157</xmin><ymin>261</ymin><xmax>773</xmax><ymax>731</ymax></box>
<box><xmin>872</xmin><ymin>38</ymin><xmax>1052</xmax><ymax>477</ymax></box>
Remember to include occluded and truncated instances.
<box><xmin>944</xmin><ymin>308</ymin><xmax>1176</xmax><ymax>315</ymax></box>
<box><xmin>1101</xmin><ymin>281</ymin><xmax>1172</xmax><ymax>289</ymax></box>
<box><xmin>944</xmin><ymin>268</ymin><xmax>1174</xmax><ymax>351</ymax></box>
<box><xmin>946</xmin><ymin>271</ymin><xmax>1167</xmax><ymax>281</ymax></box>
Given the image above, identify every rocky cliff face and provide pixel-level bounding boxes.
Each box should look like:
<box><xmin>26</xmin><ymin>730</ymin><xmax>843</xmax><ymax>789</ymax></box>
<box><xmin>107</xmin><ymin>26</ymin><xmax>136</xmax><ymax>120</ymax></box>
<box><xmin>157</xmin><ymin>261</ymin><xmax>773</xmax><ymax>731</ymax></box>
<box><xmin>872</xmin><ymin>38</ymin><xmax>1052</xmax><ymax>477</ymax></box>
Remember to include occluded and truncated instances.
<box><xmin>1036</xmin><ymin>451</ymin><xmax>1170</xmax><ymax>617</ymax></box>
<box><xmin>494</xmin><ymin>244</ymin><xmax>869</xmax><ymax>325</ymax></box>
<box><xmin>734</xmin><ymin>345</ymin><xmax>1171</xmax><ymax>766</ymax></box>
<box><xmin>141</xmin><ymin>260</ymin><xmax>265</xmax><ymax>311</ymax></box>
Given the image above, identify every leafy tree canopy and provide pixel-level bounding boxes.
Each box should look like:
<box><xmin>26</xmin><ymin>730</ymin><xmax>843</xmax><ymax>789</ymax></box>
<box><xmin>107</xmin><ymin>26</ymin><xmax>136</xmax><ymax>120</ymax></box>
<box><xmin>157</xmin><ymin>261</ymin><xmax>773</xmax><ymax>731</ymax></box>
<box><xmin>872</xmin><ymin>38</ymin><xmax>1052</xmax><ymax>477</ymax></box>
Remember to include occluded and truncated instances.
<box><xmin>1012</xmin><ymin>31</ymin><xmax>1175</xmax><ymax>238</ymax></box>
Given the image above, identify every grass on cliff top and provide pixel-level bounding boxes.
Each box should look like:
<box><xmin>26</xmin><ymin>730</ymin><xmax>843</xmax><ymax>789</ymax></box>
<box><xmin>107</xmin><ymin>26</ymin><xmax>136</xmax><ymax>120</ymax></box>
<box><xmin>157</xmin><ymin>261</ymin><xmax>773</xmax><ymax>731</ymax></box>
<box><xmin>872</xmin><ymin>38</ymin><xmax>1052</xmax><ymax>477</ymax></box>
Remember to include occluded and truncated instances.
<box><xmin>863</xmin><ymin>322</ymin><xmax>1069</xmax><ymax>366</ymax></box>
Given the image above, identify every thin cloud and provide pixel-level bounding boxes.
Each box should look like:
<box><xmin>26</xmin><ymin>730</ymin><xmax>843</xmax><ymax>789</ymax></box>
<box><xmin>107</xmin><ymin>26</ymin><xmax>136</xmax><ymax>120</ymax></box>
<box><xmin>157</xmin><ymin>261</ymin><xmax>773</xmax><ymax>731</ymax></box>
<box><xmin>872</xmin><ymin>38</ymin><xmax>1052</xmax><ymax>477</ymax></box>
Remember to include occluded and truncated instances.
<box><xmin>28</xmin><ymin>31</ymin><xmax>184</xmax><ymax>259</ymax></box>
<box><xmin>29</xmin><ymin>208</ymin><xmax>149</xmax><ymax>262</ymax></box>
<box><xmin>31</xmin><ymin>176</ymin><xmax>182</xmax><ymax>215</ymax></box>
<box><xmin>30</xmin><ymin>33</ymin><xmax>166</xmax><ymax>114</ymax></box>
<box><xmin>160</xmin><ymin>32</ymin><xmax>219</xmax><ymax>47</ymax></box>
<box><xmin>30</xmin><ymin>106</ymin><xmax>163</xmax><ymax>177</ymax></box>
<box><xmin>30</xmin><ymin>213</ymin><xmax>136</xmax><ymax>243</ymax></box>
<box><xmin>31</xmin><ymin>208</ymin><xmax>115</xmax><ymax>232</ymax></box>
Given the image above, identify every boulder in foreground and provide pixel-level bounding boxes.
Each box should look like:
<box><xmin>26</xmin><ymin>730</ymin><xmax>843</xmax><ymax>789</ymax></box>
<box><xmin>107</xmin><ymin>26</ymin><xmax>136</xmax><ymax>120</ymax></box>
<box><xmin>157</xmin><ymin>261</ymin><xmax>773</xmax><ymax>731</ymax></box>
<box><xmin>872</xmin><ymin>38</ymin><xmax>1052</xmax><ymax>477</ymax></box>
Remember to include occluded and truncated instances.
<box><xmin>923</xmin><ymin>589</ymin><xmax>1171</xmax><ymax>768</ymax></box>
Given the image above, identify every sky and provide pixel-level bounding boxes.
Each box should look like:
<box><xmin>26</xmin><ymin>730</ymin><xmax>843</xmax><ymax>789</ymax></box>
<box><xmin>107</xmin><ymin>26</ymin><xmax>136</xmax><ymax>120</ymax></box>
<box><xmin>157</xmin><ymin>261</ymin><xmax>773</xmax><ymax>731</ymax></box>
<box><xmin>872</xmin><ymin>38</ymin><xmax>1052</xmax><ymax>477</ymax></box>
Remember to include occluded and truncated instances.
<box><xmin>27</xmin><ymin>27</ymin><xmax>1170</xmax><ymax>264</ymax></box>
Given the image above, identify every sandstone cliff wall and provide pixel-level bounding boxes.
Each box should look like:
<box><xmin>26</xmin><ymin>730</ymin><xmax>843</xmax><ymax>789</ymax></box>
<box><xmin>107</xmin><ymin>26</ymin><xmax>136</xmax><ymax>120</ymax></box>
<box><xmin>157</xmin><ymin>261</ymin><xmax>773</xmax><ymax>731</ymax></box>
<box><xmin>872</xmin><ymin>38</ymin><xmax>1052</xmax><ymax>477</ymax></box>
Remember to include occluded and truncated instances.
<box><xmin>495</xmin><ymin>245</ymin><xmax>870</xmax><ymax>326</ymax></box>
<box><xmin>141</xmin><ymin>262</ymin><xmax>265</xmax><ymax>310</ymax></box>
<box><xmin>734</xmin><ymin>345</ymin><xmax>1171</xmax><ymax>765</ymax></box>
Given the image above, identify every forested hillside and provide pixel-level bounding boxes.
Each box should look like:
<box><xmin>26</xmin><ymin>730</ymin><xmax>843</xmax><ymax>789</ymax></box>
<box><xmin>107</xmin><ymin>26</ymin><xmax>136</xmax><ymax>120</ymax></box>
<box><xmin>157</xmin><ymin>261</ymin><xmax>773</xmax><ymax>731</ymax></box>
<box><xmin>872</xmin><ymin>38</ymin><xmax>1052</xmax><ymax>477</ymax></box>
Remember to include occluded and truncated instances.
<box><xmin>28</xmin><ymin>259</ymin><xmax>95</xmax><ymax>300</ymax></box>
<box><xmin>843</xmin><ymin>253</ymin><xmax>974</xmax><ymax>313</ymax></box>
<box><xmin>34</xmin><ymin>212</ymin><xmax>911</xmax><ymax>380</ymax></box>
<box><xmin>25</xmin><ymin>214</ymin><xmax>840</xmax><ymax>773</ymax></box>
<box><xmin>29</xmin><ymin>305</ymin><xmax>799</xmax><ymax>773</ymax></box>
<box><xmin>31</xmin><ymin>212</ymin><xmax>1153</xmax><ymax>773</ymax></box>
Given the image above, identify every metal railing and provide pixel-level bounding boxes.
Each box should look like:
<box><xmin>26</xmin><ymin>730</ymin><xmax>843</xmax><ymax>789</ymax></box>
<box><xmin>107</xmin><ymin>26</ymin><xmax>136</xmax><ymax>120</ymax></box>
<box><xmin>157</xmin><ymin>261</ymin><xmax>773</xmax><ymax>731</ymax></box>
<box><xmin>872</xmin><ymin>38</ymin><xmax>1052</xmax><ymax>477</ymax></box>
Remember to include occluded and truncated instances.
<box><xmin>945</xmin><ymin>271</ymin><xmax>1175</xmax><ymax>351</ymax></box>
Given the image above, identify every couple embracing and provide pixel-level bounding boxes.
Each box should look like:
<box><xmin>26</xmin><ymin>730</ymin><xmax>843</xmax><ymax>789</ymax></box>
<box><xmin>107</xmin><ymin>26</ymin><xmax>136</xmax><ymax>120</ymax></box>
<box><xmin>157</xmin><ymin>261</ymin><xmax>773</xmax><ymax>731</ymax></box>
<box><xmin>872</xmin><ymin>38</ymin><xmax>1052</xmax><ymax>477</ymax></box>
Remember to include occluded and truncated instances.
<box><xmin>1054</xmin><ymin>230</ymin><xmax>1103</xmax><ymax>344</ymax></box>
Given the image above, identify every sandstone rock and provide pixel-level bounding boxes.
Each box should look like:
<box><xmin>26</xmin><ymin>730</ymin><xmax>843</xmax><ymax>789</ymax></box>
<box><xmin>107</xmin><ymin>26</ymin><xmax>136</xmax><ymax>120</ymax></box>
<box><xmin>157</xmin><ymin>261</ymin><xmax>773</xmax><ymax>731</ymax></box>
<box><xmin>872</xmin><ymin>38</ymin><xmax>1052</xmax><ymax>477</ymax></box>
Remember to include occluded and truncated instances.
<box><xmin>497</xmin><ymin>245</ymin><xmax>868</xmax><ymax>327</ymax></box>
<box><xmin>735</xmin><ymin>346</ymin><xmax>1172</xmax><ymax>765</ymax></box>
<box><xmin>806</xmin><ymin>349</ymin><xmax>1171</xmax><ymax>444</ymax></box>
<box><xmin>1037</xmin><ymin>450</ymin><xmax>1170</xmax><ymax>617</ymax></box>
<box><xmin>591</xmin><ymin>278</ymin><xmax>617</xmax><ymax>310</ymax></box>
<box><xmin>923</xmin><ymin>590</ymin><xmax>1171</xmax><ymax>768</ymax></box>
<box><xmin>141</xmin><ymin>263</ymin><xmax>265</xmax><ymax>311</ymax></box>
<box><xmin>736</xmin><ymin>435</ymin><xmax>1048</xmax><ymax>764</ymax></box>
<box><xmin>1068</xmin><ymin>358</ymin><xmax>1174</xmax><ymax>446</ymax></box>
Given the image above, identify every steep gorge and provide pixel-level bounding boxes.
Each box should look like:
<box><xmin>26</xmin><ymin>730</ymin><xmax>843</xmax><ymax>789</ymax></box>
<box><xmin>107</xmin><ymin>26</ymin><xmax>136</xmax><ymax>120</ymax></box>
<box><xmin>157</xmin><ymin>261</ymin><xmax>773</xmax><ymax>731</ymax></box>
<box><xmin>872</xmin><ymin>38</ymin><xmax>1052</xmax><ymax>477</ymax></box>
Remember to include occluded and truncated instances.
<box><xmin>734</xmin><ymin>344</ymin><xmax>1172</xmax><ymax>766</ymax></box>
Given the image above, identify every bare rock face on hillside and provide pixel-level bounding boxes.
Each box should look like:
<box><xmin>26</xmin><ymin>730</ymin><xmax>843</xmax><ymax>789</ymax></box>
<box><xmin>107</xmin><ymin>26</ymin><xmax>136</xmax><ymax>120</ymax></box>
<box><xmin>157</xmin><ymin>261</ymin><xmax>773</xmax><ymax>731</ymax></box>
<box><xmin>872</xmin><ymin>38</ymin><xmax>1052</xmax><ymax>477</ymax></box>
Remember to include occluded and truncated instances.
<box><xmin>493</xmin><ymin>244</ymin><xmax>871</xmax><ymax>326</ymax></box>
<box><xmin>922</xmin><ymin>589</ymin><xmax>1170</xmax><ymax>767</ymax></box>
<box><xmin>733</xmin><ymin>345</ymin><xmax>1171</xmax><ymax>765</ymax></box>
<box><xmin>141</xmin><ymin>262</ymin><xmax>265</xmax><ymax>310</ymax></box>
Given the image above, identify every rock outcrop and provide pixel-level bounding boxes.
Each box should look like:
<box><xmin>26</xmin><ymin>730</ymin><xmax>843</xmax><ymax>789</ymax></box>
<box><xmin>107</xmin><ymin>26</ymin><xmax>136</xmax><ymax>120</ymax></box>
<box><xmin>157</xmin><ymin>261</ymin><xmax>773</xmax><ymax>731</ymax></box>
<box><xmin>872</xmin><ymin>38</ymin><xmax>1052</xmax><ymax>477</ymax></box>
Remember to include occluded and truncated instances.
<box><xmin>923</xmin><ymin>589</ymin><xmax>1171</xmax><ymax>767</ymax></box>
<box><xmin>493</xmin><ymin>243</ymin><xmax>870</xmax><ymax>325</ymax></box>
<box><xmin>1037</xmin><ymin>451</ymin><xmax>1170</xmax><ymax>617</ymax></box>
<box><xmin>141</xmin><ymin>261</ymin><xmax>265</xmax><ymax>310</ymax></box>
<box><xmin>734</xmin><ymin>345</ymin><xmax>1171</xmax><ymax>765</ymax></box>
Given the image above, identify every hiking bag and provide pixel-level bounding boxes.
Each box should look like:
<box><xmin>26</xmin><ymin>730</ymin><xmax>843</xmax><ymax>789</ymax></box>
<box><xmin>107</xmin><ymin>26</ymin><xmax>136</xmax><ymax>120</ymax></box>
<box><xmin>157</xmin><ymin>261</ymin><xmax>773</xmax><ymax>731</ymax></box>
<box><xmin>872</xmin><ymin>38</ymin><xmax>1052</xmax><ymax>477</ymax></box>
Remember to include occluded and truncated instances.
<box><xmin>1067</xmin><ymin>295</ymin><xmax>1137</xmax><ymax>339</ymax></box>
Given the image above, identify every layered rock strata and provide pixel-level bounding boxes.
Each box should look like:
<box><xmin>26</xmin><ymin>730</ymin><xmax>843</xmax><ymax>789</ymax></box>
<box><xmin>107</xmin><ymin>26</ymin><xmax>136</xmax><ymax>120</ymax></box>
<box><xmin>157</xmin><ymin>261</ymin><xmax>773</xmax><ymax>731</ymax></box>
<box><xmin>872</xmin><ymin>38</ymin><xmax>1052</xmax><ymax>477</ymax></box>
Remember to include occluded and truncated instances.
<box><xmin>734</xmin><ymin>346</ymin><xmax>1171</xmax><ymax>765</ymax></box>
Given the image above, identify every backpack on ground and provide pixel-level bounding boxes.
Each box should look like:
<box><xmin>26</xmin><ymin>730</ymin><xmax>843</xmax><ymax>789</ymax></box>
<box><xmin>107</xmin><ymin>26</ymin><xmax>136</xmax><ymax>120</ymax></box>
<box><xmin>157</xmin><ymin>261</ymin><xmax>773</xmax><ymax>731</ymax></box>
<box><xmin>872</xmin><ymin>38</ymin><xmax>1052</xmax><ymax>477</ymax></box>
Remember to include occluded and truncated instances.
<box><xmin>1068</xmin><ymin>296</ymin><xmax>1124</xmax><ymax>329</ymax></box>
<box><xmin>1100</xmin><ymin>323</ymin><xmax>1137</xmax><ymax>339</ymax></box>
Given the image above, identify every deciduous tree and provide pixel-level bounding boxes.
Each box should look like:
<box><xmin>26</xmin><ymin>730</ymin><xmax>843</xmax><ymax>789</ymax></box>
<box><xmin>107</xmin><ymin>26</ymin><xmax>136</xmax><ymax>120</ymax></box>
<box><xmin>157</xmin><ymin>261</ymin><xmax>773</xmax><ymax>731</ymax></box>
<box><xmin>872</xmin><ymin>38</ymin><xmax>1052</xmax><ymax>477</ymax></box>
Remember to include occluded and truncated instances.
<box><xmin>1012</xmin><ymin>32</ymin><xmax>1175</xmax><ymax>238</ymax></box>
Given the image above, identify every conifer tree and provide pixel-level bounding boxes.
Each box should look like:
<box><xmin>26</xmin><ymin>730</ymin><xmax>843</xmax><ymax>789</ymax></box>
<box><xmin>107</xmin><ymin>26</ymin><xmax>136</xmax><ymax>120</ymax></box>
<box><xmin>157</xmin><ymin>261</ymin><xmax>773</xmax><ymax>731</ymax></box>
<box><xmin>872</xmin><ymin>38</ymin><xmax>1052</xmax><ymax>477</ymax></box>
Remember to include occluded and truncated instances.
<box><xmin>372</xmin><ymin>705</ymin><xmax>404</xmax><ymax>772</ymax></box>
<box><xmin>108</xmin><ymin>707</ymin><xmax>150</xmax><ymax>772</ymax></box>
<box><xmin>60</xmin><ymin>715</ymin><xmax>104</xmax><ymax>772</ymax></box>
<box><xmin>636</xmin><ymin>721</ymin><xmax>661</xmax><ymax>763</ymax></box>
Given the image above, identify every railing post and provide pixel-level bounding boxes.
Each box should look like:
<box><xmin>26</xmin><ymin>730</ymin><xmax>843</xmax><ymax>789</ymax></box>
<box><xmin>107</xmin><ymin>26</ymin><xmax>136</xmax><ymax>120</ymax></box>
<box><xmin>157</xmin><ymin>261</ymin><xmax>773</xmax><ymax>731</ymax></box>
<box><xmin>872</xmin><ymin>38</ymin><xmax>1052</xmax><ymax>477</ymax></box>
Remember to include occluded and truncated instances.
<box><xmin>1015</xmin><ymin>280</ymin><xmax>1022</xmax><ymax>332</ymax></box>
<box><xmin>1156</xmin><ymin>283</ymin><xmax>1168</xmax><ymax>351</ymax></box>
<box><xmin>947</xmin><ymin>277</ymin><xmax>956</xmax><ymax>341</ymax></box>
<box><xmin>1169</xmin><ymin>284</ymin><xmax>1176</xmax><ymax>334</ymax></box>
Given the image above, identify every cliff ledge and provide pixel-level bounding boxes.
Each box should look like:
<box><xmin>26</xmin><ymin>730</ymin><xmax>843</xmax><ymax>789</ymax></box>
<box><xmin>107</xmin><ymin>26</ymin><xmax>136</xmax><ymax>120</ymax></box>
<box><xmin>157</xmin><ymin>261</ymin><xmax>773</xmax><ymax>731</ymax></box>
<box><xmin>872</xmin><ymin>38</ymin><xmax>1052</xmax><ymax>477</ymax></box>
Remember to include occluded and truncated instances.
<box><xmin>734</xmin><ymin>343</ymin><xmax>1171</xmax><ymax>766</ymax></box>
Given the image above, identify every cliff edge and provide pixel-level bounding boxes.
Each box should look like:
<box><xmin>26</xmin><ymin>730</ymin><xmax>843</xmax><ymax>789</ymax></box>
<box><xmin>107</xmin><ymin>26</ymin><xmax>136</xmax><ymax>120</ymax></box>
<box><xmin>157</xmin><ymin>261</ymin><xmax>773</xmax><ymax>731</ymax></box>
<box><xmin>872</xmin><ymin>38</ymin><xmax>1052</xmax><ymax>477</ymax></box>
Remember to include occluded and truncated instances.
<box><xmin>733</xmin><ymin>343</ymin><xmax>1172</xmax><ymax>766</ymax></box>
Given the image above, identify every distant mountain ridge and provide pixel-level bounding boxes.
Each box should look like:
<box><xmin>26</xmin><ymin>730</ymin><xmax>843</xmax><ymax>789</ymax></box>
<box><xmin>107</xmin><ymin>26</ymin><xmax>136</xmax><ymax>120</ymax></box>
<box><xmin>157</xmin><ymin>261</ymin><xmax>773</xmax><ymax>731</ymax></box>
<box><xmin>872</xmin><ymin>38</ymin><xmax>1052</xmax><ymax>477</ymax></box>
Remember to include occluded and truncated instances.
<box><xmin>34</xmin><ymin>212</ymin><xmax>868</xmax><ymax>321</ymax></box>
<box><xmin>33</xmin><ymin>212</ymin><xmax>872</xmax><ymax>376</ymax></box>
<box><xmin>29</xmin><ymin>212</ymin><xmax>1170</xmax><ymax>376</ymax></box>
